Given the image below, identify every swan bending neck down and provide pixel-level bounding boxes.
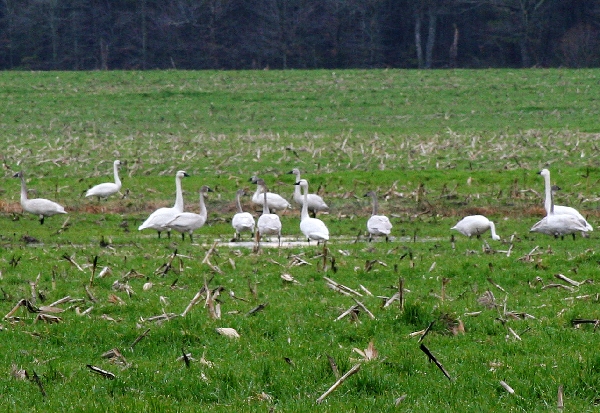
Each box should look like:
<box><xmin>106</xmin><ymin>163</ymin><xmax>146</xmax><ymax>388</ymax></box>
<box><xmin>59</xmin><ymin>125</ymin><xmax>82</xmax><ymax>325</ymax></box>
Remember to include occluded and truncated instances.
<box><xmin>138</xmin><ymin>170</ymin><xmax>189</xmax><ymax>239</ymax></box>
<box><xmin>364</xmin><ymin>191</ymin><xmax>392</xmax><ymax>242</ymax></box>
<box><xmin>296</xmin><ymin>179</ymin><xmax>329</xmax><ymax>245</ymax></box>
<box><xmin>166</xmin><ymin>185</ymin><xmax>212</xmax><ymax>242</ymax></box>
<box><xmin>255</xmin><ymin>179</ymin><xmax>282</xmax><ymax>246</ymax></box>
<box><xmin>287</xmin><ymin>168</ymin><xmax>329</xmax><ymax>217</ymax></box>
<box><xmin>539</xmin><ymin>168</ymin><xmax>592</xmax><ymax>232</ymax></box>
<box><xmin>13</xmin><ymin>171</ymin><xmax>67</xmax><ymax>224</ymax></box>
<box><xmin>451</xmin><ymin>215</ymin><xmax>500</xmax><ymax>241</ymax></box>
<box><xmin>85</xmin><ymin>160</ymin><xmax>122</xmax><ymax>200</ymax></box>
<box><xmin>231</xmin><ymin>189</ymin><xmax>255</xmax><ymax>241</ymax></box>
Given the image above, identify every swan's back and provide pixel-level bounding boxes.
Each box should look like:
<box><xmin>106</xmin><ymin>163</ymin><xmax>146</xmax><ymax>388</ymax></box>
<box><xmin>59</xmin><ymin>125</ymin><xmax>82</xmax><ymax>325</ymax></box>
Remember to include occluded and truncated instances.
<box><xmin>367</xmin><ymin>215</ymin><xmax>392</xmax><ymax>236</ymax></box>
<box><xmin>86</xmin><ymin>182</ymin><xmax>121</xmax><ymax>198</ymax></box>
<box><xmin>451</xmin><ymin>215</ymin><xmax>491</xmax><ymax>237</ymax></box>
<box><xmin>233</xmin><ymin>212</ymin><xmax>255</xmax><ymax>232</ymax></box>
<box><xmin>23</xmin><ymin>198</ymin><xmax>66</xmax><ymax>216</ymax></box>
<box><xmin>300</xmin><ymin>217</ymin><xmax>329</xmax><ymax>241</ymax></box>
<box><xmin>530</xmin><ymin>214</ymin><xmax>590</xmax><ymax>237</ymax></box>
<box><xmin>257</xmin><ymin>213</ymin><xmax>281</xmax><ymax>235</ymax></box>
<box><xmin>138</xmin><ymin>207</ymin><xmax>177</xmax><ymax>231</ymax></box>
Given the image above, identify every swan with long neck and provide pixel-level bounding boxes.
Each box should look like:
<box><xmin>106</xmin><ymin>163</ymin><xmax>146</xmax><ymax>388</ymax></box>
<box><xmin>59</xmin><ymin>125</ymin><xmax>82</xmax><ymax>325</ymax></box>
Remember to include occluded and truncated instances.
<box><xmin>255</xmin><ymin>179</ymin><xmax>282</xmax><ymax>246</ymax></box>
<box><xmin>296</xmin><ymin>179</ymin><xmax>329</xmax><ymax>244</ymax></box>
<box><xmin>364</xmin><ymin>191</ymin><xmax>392</xmax><ymax>242</ymax></box>
<box><xmin>13</xmin><ymin>171</ymin><xmax>67</xmax><ymax>224</ymax></box>
<box><xmin>451</xmin><ymin>215</ymin><xmax>500</xmax><ymax>240</ymax></box>
<box><xmin>85</xmin><ymin>160</ymin><xmax>122</xmax><ymax>200</ymax></box>
<box><xmin>531</xmin><ymin>186</ymin><xmax>591</xmax><ymax>238</ymax></box>
<box><xmin>138</xmin><ymin>170</ymin><xmax>189</xmax><ymax>238</ymax></box>
<box><xmin>539</xmin><ymin>168</ymin><xmax>592</xmax><ymax>232</ymax></box>
<box><xmin>249</xmin><ymin>176</ymin><xmax>291</xmax><ymax>213</ymax></box>
<box><xmin>231</xmin><ymin>189</ymin><xmax>255</xmax><ymax>241</ymax></box>
<box><xmin>166</xmin><ymin>185</ymin><xmax>212</xmax><ymax>242</ymax></box>
<box><xmin>288</xmin><ymin>168</ymin><xmax>328</xmax><ymax>217</ymax></box>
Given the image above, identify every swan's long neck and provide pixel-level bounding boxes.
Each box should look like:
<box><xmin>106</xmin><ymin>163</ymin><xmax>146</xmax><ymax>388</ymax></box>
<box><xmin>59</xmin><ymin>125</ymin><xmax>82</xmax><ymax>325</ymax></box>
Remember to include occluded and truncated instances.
<box><xmin>199</xmin><ymin>191</ymin><xmax>207</xmax><ymax>219</ymax></box>
<box><xmin>174</xmin><ymin>175</ymin><xmax>184</xmax><ymax>212</ymax></box>
<box><xmin>300</xmin><ymin>184</ymin><xmax>309</xmax><ymax>221</ymax></box>
<box><xmin>236</xmin><ymin>192</ymin><xmax>244</xmax><ymax>213</ymax></box>
<box><xmin>489</xmin><ymin>221</ymin><xmax>499</xmax><ymax>239</ymax></box>
<box><xmin>542</xmin><ymin>173</ymin><xmax>553</xmax><ymax>215</ymax></box>
<box><xmin>19</xmin><ymin>174</ymin><xmax>28</xmax><ymax>203</ymax></box>
<box><xmin>262</xmin><ymin>186</ymin><xmax>270</xmax><ymax>215</ymax></box>
<box><xmin>113</xmin><ymin>162</ymin><xmax>121</xmax><ymax>187</ymax></box>
<box><xmin>370</xmin><ymin>193</ymin><xmax>379</xmax><ymax>216</ymax></box>
<box><xmin>293</xmin><ymin>173</ymin><xmax>301</xmax><ymax>198</ymax></box>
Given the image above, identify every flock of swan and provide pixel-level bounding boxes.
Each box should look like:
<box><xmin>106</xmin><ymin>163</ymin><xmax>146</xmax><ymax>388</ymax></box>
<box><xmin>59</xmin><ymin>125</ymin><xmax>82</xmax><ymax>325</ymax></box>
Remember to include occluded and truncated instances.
<box><xmin>11</xmin><ymin>161</ymin><xmax>593</xmax><ymax>245</ymax></box>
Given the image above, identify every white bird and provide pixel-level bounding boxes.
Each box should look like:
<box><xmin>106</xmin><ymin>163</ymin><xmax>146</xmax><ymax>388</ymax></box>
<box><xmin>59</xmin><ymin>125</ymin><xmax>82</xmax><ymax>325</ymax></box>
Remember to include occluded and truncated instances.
<box><xmin>539</xmin><ymin>168</ymin><xmax>592</xmax><ymax>232</ymax></box>
<box><xmin>288</xmin><ymin>168</ymin><xmax>328</xmax><ymax>217</ymax></box>
<box><xmin>85</xmin><ymin>160</ymin><xmax>122</xmax><ymax>200</ymax></box>
<box><xmin>530</xmin><ymin>188</ymin><xmax>591</xmax><ymax>239</ymax></box>
<box><xmin>296</xmin><ymin>179</ymin><xmax>329</xmax><ymax>244</ymax></box>
<box><xmin>364</xmin><ymin>191</ymin><xmax>392</xmax><ymax>242</ymax></box>
<box><xmin>231</xmin><ymin>189</ymin><xmax>255</xmax><ymax>241</ymax></box>
<box><xmin>166</xmin><ymin>185</ymin><xmax>212</xmax><ymax>242</ymax></box>
<box><xmin>13</xmin><ymin>171</ymin><xmax>67</xmax><ymax>224</ymax></box>
<box><xmin>138</xmin><ymin>170</ymin><xmax>189</xmax><ymax>239</ymax></box>
<box><xmin>250</xmin><ymin>176</ymin><xmax>291</xmax><ymax>212</ymax></box>
<box><xmin>255</xmin><ymin>179</ymin><xmax>282</xmax><ymax>246</ymax></box>
<box><xmin>451</xmin><ymin>215</ymin><xmax>500</xmax><ymax>240</ymax></box>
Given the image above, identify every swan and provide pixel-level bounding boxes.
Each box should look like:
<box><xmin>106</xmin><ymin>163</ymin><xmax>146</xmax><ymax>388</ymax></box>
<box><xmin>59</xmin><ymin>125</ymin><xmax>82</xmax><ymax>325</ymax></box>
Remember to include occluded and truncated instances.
<box><xmin>231</xmin><ymin>189</ymin><xmax>255</xmax><ymax>241</ymax></box>
<box><xmin>255</xmin><ymin>179</ymin><xmax>282</xmax><ymax>246</ymax></box>
<box><xmin>539</xmin><ymin>168</ymin><xmax>592</xmax><ymax>232</ymax></box>
<box><xmin>296</xmin><ymin>179</ymin><xmax>329</xmax><ymax>244</ymax></box>
<box><xmin>451</xmin><ymin>215</ymin><xmax>500</xmax><ymax>240</ymax></box>
<box><xmin>166</xmin><ymin>185</ymin><xmax>212</xmax><ymax>242</ymax></box>
<box><xmin>249</xmin><ymin>176</ymin><xmax>291</xmax><ymax>213</ymax></box>
<box><xmin>13</xmin><ymin>171</ymin><xmax>67</xmax><ymax>224</ymax></box>
<box><xmin>138</xmin><ymin>170</ymin><xmax>189</xmax><ymax>238</ymax></box>
<box><xmin>287</xmin><ymin>168</ymin><xmax>328</xmax><ymax>217</ymax></box>
<box><xmin>530</xmin><ymin>191</ymin><xmax>591</xmax><ymax>239</ymax></box>
<box><xmin>85</xmin><ymin>160</ymin><xmax>122</xmax><ymax>200</ymax></box>
<box><xmin>364</xmin><ymin>191</ymin><xmax>392</xmax><ymax>242</ymax></box>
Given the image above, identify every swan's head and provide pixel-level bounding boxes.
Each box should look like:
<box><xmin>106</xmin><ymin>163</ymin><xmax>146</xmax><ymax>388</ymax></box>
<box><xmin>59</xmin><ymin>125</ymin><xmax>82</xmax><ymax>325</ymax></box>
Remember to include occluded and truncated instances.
<box><xmin>236</xmin><ymin>189</ymin><xmax>246</xmax><ymax>197</ymax></box>
<box><xmin>249</xmin><ymin>176</ymin><xmax>259</xmax><ymax>184</ymax></box>
<box><xmin>491</xmin><ymin>234</ymin><xmax>501</xmax><ymax>241</ymax></box>
<box><xmin>176</xmin><ymin>170</ymin><xmax>190</xmax><ymax>179</ymax></box>
<box><xmin>200</xmin><ymin>185</ymin><xmax>213</xmax><ymax>194</ymax></box>
<box><xmin>13</xmin><ymin>171</ymin><xmax>23</xmax><ymax>179</ymax></box>
<box><xmin>294</xmin><ymin>178</ymin><xmax>309</xmax><ymax>189</ymax></box>
<box><xmin>287</xmin><ymin>168</ymin><xmax>301</xmax><ymax>176</ymax></box>
<box><xmin>363</xmin><ymin>191</ymin><xmax>376</xmax><ymax>198</ymax></box>
<box><xmin>538</xmin><ymin>169</ymin><xmax>550</xmax><ymax>178</ymax></box>
<box><xmin>114</xmin><ymin>160</ymin><xmax>121</xmax><ymax>166</ymax></box>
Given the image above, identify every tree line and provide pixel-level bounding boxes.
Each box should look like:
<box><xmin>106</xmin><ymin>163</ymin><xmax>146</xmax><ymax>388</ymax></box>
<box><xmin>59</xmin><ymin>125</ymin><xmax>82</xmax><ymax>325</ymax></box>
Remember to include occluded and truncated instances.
<box><xmin>1</xmin><ymin>0</ymin><xmax>599</xmax><ymax>70</ymax></box>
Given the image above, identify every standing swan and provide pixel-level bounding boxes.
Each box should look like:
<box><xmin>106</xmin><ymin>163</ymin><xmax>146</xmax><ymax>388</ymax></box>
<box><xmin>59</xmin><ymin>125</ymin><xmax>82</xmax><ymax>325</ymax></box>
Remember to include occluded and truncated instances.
<box><xmin>364</xmin><ymin>191</ymin><xmax>392</xmax><ymax>242</ymax></box>
<box><xmin>138</xmin><ymin>170</ymin><xmax>189</xmax><ymax>238</ymax></box>
<box><xmin>530</xmin><ymin>191</ymin><xmax>591</xmax><ymax>239</ymax></box>
<box><xmin>539</xmin><ymin>168</ymin><xmax>592</xmax><ymax>232</ymax></box>
<box><xmin>85</xmin><ymin>160</ymin><xmax>122</xmax><ymax>200</ymax></box>
<box><xmin>13</xmin><ymin>171</ymin><xmax>67</xmax><ymax>224</ymax></box>
<box><xmin>166</xmin><ymin>185</ymin><xmax>212</xmax><ymax>242</ymax></box>
<box><xmin>249</xmin><ymin>176</ymin><xmax>291</xmax><ymax>213</ymax></box>
<box><xmin>451</xmin><ymin>215</ymin><xmax>500</xmax><ymax>240</ymax></box>
<box><xmin>288</xmin><ymin>168</ymin><xmax>328</xmax><ymax>217</ymax></box>
<box><xmin>296</xmin><ymin>179</ymin><xmax>329</xmax><ymax>245</ymax></box>
<box><xmin>255</xmin><ymin>179</ymin><xmax>282</xmax><ymax>246</ymax></box>
<box><xmin>231</xmin><ymin>189</ymin><xmax>255</xmax><ymax>241</ymax></box>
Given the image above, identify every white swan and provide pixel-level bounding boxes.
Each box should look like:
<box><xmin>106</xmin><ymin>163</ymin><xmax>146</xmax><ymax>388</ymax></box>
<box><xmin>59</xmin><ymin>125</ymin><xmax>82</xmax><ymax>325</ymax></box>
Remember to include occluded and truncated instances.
<box><xmin>255</xmin><ymin>179</ymin><xmax>282</xmax><ymax>246</ymax></box>
<box><xmin>85</xmin><ymin>160</ymin><xmax>122</xmax><ymax>200</ymax></box>
<box><xmin>530</xmin><ymin>190</ymin><xmax>591</xmax><ymax>239</ymax></box>
<box><xmin>166</xmin><ymin>185</ymin><xmax>212</xmax><ymax>242</ymax></box>
<box><xmin>539</xmin><ymin>168</ymin><xmax>592</xmax><ymax>232</ymax></box>
<box><xmin>249</xmin><ymin>176</ymin><xmax>291</xmax><ymax>212</ymax></box>
<box><xmin>231</xmin><ymin>189</ymin><xmax>255</xmax><ymax>241</ymax></box>
<box><xmin>13</xmin><ymin>171</ymin><xmax>67</xmax><ymax>224</ymax></box>
<box><xmin>296</xmin><ymin>179</ymin><xmax>329</xmax><ymax>244</ymax></box>
<box><xmin>451</xmin><ymin>215</ymin><xmax>500</xmax><ymax>240</ymax></box>
<box><xmin>364</xmin><ymin>191</ymin><xmax>392</xmax><ymax>242</ymax></box>
<box><xmin>138</xmin><ymin>170</ymin><xmax>189</xmax><ymax>238</ymax></box>
<box><xmin>288</xmin><ymin>168</ymin><xmax>328</xmax><ymax>217</ymax></box>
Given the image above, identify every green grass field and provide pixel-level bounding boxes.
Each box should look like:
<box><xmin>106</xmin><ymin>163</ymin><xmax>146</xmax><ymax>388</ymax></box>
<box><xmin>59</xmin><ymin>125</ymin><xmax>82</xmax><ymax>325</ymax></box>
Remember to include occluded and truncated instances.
<box><xmin>1</xmin><ymin>69</ymin><xmax>600</xmax><ymax>412</ymax></box>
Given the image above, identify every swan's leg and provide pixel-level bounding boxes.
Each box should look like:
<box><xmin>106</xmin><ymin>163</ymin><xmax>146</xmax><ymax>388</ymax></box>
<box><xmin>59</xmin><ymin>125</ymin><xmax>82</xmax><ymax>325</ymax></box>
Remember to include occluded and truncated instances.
<box><xmin>157</xmin><ymin>231</ymin><xmax>162</xmax><ymax>239</ymax></box>
<box><xmin>385</xmin><ymin>235</ymin><xmax>389</xmax><ymax>243</ymax></box>
<box><xmin>189</xmin><ymin>232</ymin><xmax>194</xmax><ymax>243</ymax></box>
<box><xmin>572</xmin><ymin>233</ymin><xmax>576</xmax><ymax>241</ymax></box>
<box><xmin>39</xmin><ymin>215</ymin><xmax>45</xmax><ymax>225</ymax></box>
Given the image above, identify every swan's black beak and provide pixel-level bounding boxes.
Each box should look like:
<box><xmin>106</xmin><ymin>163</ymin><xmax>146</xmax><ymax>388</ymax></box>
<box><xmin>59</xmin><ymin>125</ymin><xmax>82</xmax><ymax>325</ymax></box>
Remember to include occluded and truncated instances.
<box><xmin>537</xmin><ymin>171</ymin><xmax>542</xmax><ymax>175</ymax></box>
<box><xmin>249</xmin><ymin>176</ymin><xmax>258</xmax><ymax>183</ymax></box>
<box><xmin>287</xmin><ymin>170</ymin><xmax>294</xmax><ymax>175</ymax></box>
<box><xmin>183</xmin><ymin>172</ymin><xmax>190</xmax><ymax>177</ymax></box>
<box><xmin>12</xmin><ymin>172</ymin><xmax>20</xmax><ymax>178</ymax></box>
<box><xmin>293</xmin><ymin>182</ymin><xmax>300</xmax><ymax>186</ymax></box>
<box><xmin>207</xmin><ymin>187</ymin><xmax>214</xmax><ymax>192</ymax></box>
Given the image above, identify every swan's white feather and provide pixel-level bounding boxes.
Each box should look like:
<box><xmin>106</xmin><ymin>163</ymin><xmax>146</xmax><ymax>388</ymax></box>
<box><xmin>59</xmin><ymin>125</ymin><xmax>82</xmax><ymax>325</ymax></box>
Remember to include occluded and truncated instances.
<box><xmin>86</xmin><ymin>160</ymin><xmax>122</xmax><ymax>199</ymax></box>
<box><xmin>451</xmin><ymin>215</ymin><xmax>500</xmax><ymax>240</ymax></box>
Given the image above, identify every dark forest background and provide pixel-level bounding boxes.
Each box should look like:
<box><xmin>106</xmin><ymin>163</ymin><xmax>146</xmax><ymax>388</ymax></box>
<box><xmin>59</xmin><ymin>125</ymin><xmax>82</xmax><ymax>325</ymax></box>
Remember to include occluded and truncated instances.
<box><xmin>1</xmin><ymin>0</ymin><xmax>599</xmax><ymax>70</ymax></box>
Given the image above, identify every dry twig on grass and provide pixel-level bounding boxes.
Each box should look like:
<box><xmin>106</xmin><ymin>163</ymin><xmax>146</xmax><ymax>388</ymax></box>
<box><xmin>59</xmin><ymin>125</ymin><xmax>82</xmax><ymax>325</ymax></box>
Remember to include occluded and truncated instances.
<box><xmin>316</xmin><ymin>363</ymin><xmax>361</xmax><ymax>404</ymax></box>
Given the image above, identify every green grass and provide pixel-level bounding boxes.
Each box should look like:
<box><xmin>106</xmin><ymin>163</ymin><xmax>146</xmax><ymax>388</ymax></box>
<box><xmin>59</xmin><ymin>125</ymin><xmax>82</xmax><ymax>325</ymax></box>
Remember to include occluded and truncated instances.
<box><xmin>1</xmin><ymin>69</ymin><xmax>600</xmax><ymax>412</ymax></box>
